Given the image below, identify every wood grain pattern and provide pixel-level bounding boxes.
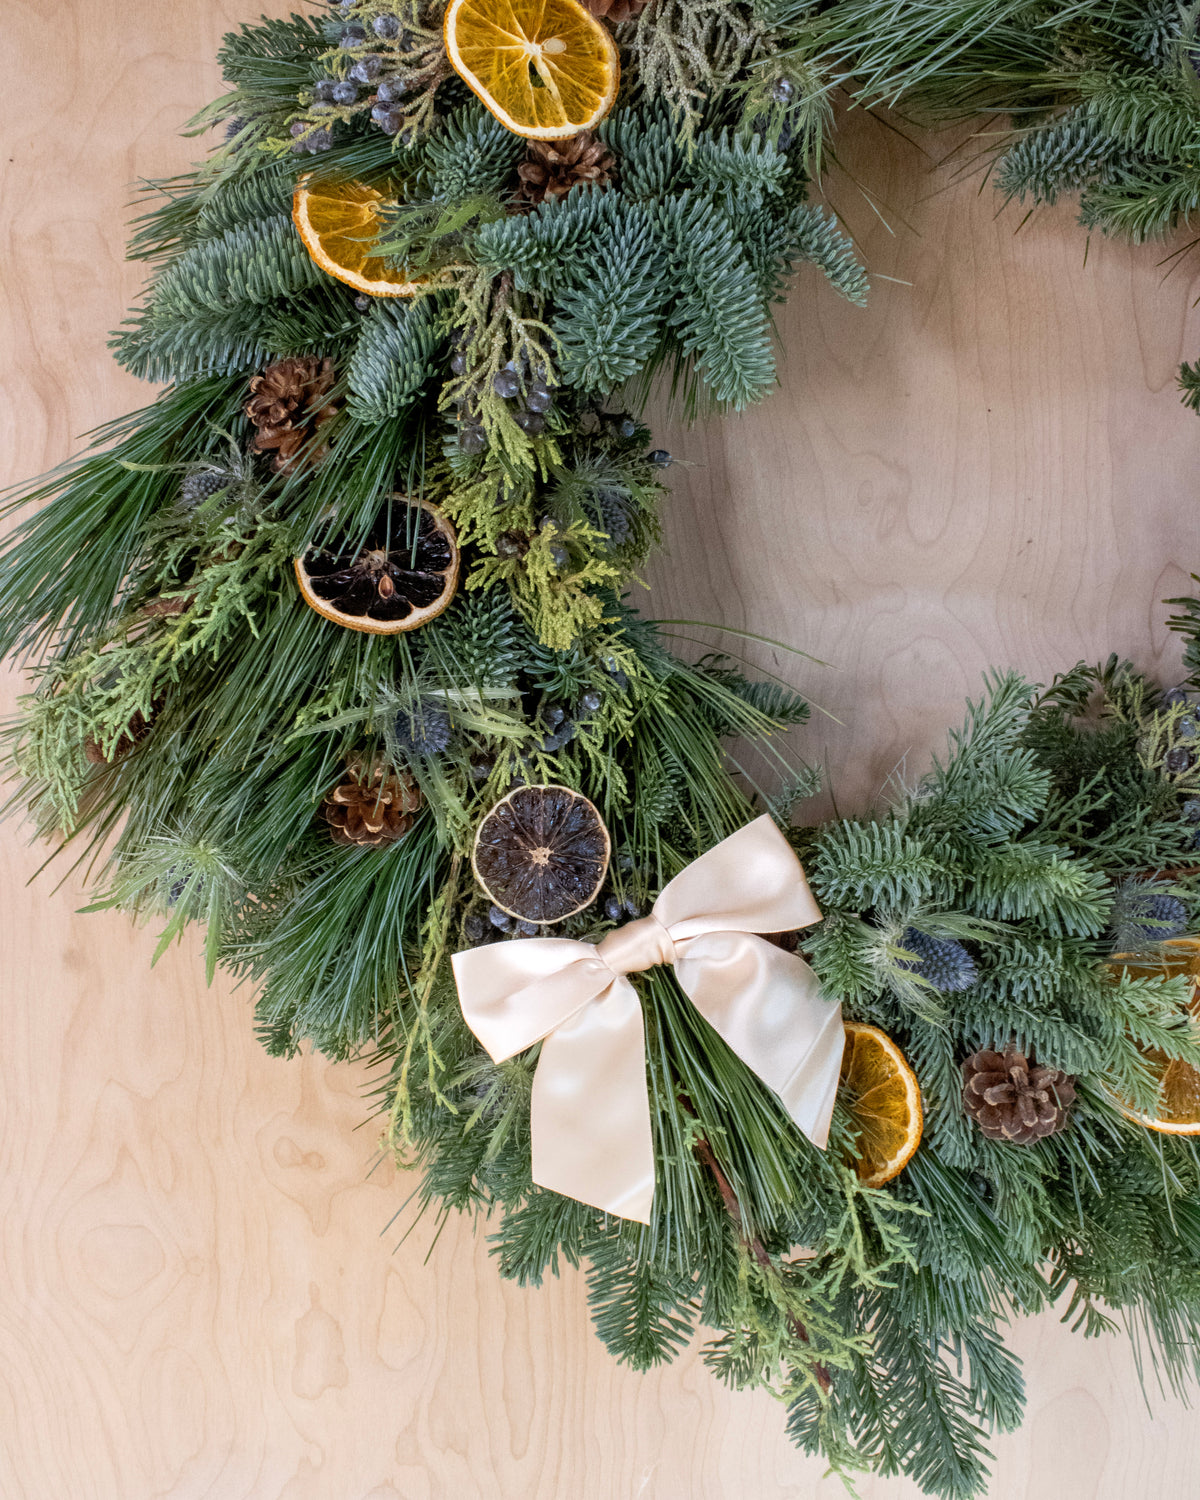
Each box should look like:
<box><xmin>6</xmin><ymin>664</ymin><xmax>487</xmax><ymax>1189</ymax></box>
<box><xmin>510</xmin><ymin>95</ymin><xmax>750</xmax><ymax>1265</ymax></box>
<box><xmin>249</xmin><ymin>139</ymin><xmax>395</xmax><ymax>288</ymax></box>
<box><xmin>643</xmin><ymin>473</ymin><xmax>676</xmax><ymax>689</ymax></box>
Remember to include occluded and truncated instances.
<box><xmin>3</xmin><ymin>6</ymin><xmax>1200</xmax><ymax>1496</ymax></box>
<box><xmin>647</xmin><ymin>114</ymin><xmax>1200</xmax><ymax>818</ymax></box>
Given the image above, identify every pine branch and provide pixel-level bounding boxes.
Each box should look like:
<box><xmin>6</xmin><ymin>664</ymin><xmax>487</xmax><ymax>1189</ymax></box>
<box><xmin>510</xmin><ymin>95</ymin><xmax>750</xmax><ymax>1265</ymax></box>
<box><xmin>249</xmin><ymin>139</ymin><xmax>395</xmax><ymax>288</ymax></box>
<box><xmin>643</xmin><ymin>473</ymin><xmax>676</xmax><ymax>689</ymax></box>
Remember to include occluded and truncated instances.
<box><xmin>474</xmin><ymin>186</ymin><xmax>623</xmax><ymax>294</ymax></box>
<box><xmin>216</xmin><ymin>11</ymin><xmax>329</xmax><ymax>105</ymax></box>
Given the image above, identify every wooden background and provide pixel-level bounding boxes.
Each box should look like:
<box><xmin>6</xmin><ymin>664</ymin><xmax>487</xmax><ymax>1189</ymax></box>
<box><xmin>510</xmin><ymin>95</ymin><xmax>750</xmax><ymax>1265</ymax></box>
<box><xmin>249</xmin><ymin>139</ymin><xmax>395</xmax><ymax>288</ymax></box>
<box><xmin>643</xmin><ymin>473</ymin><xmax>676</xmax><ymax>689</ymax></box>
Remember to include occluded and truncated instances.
<box><xmin>4</xmin><ymin>4</ymin><xmax>1200</xmax><ymax>1497</ymax></box>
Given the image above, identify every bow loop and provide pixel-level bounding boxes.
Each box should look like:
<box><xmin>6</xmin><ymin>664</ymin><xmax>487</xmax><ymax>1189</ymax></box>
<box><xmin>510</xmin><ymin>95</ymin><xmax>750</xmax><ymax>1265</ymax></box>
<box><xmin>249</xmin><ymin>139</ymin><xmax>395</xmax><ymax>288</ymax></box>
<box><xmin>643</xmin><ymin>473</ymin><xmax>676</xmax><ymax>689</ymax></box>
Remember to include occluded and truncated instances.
<box><xmin>652</xmin><ymin>817</ymin><xmax>822</xmax><ymax>942</ymax></box>
<box><xmin>451</xmin><ymin>938</ymin><xmax>614</xmax><ymax>1063</ymax></box>
<box><xmin>453</xmin><ymin>816</ymin><xmax>844</xmax><ymax>1224</ymax></box>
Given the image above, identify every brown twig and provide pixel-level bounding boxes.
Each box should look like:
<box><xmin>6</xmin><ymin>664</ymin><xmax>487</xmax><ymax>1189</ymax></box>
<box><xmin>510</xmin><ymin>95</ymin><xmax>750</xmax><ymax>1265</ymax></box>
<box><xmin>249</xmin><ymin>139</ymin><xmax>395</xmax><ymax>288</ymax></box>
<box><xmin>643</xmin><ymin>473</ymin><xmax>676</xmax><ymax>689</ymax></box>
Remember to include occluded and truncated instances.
<box><xmin>691</xmin><ymin>1131</ymin><xmax>832</xmax><ymax>1394</ymax></box>
<box><xmin>1149</xmin><ymin>864</ymin><xmax>1200</xmax><ymax>881</ymax></box>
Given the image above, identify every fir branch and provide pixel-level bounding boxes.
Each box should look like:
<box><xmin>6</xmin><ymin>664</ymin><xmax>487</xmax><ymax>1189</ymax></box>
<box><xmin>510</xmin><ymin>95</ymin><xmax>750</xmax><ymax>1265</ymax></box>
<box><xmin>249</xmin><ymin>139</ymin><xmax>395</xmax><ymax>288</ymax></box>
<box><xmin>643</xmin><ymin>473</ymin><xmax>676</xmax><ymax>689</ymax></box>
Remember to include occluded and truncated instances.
<box><xmin>781</xmin><ymin>204</ymin><xmax>869</xmax><ymax>305</ymax></box>
<box><xmin>994</xmin><ymin>110</ymin><xmax>1139</xmax><ymax>206</ymax></box>
<box><xmin>425</xmin><ymin>106</ymin><xmax>526</xmax><ymax>202</ymax></box>
<box><xmin>812</xmin><ymin>820</ymin><xmax>943</xmax><ymax>909</ymax></box>
<box><xmin>554</xmin><ymin>202</ymin><xmax>668</xmax><ymax>392</ymax></box>
<box><xmin>137</xmin><ymin>213</ymin><xmax>327</xmax><ymax>319</ymax></box>
<box><xmin>346</xmin><ymin>296</ymin><xmax>443</xmax><ymax>422</ymax></box>
<box><xmin>656</xmin><ymin>192</ymin><xmax>778</xmax><ymax>407</ymax></box>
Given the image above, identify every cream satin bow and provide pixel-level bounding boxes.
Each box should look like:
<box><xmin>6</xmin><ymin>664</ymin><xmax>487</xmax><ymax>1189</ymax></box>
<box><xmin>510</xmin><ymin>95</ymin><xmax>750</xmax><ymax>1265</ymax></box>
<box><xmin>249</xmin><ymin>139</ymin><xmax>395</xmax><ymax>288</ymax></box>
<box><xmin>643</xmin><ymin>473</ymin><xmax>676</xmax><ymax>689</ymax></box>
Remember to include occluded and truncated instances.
<box><xmin>451</xmin><ymin>815</ymin><xmax>844</xmax><ymax>1224</ymax></box>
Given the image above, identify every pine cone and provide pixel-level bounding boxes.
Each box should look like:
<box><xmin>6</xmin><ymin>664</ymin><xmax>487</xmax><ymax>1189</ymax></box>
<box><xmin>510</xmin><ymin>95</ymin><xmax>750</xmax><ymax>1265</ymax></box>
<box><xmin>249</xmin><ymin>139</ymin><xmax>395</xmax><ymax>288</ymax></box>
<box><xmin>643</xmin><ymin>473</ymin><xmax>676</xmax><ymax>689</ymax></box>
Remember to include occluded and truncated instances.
<box><xmin>962</xmin><ymin>1046</ymin><xmax>1076</xmax><ymax>1144</ymax></box>
<box><xmin>83</xmin><ymin>702</ymin><xmax>159</xmax><ymax>765</ymax></box>
<box><xmin>583</xmin><ymin>0</ymin><xmax>647</xmax><ymax>20</ymax></box>
<box><xmin>245</xmin><ymin>356</ymin><xmax>338</xmax><ymax>474</ymax></box>
<box><xmin>322</xmin><ymin>759</ymin><xmax>423</xmax><ymax>847</ymax></box>
<box><xmin>515</xmin><ymin>133</ymin><xmax>615</xmax><ymax>208</ymax></box>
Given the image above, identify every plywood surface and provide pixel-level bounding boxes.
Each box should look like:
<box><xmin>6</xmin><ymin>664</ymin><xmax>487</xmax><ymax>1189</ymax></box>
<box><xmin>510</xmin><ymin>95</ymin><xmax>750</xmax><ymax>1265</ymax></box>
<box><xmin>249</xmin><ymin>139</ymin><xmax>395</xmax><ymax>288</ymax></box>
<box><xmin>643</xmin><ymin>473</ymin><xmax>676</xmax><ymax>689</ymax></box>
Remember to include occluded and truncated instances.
<box><xmin>3</xmin><ymin>5</ymin><xmax>1200</xmax><ymax>1497</ymax></box>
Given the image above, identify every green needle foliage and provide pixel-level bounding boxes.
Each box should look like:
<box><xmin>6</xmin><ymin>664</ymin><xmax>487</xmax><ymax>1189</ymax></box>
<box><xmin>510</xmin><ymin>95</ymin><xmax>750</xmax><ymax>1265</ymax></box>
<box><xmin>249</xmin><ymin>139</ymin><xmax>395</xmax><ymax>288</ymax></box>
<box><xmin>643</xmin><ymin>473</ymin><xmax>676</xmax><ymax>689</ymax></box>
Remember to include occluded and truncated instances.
<box><xmin>787</xmin><ymin>0</ymin><xmax>1200</xmax><ymax>239</ymax></box>
<box><xmin>4</xmin><ymin>5</ymin><xmax>1200</xmax><ymax>1497</ymax></box>
<box><xmin>383</xmin><ymin>661</ymin><xmax>1200</xmax><ymax>1500</ymax></box>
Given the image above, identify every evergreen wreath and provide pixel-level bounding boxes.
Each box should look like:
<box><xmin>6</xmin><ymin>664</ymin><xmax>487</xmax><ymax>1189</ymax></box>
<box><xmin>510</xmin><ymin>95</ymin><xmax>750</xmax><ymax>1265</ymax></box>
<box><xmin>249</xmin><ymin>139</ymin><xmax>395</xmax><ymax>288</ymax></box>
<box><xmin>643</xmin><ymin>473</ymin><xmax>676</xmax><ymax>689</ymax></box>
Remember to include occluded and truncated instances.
<box><xmin>790</xmin><ymin>0</ymin><xmax>1200</xmax><ymax>406</ymax></box>
<box><xmin>7</xmin><ymin>4</ymin><xmax>1200</xmax><ymax>1497</ymax></box>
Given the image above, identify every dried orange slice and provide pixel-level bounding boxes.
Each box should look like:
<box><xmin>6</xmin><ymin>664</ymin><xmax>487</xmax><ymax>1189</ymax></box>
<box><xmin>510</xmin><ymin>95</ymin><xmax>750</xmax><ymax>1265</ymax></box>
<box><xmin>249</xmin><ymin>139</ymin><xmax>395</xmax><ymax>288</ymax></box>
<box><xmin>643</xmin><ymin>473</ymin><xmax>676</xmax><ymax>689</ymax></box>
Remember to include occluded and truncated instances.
<box><xmin>292</xmin><ymin>177</ymin><xmax>423</xmax><ymax>298</ymax></box>
<box><xmin>295</xmin><ymin>496</ymin><xmax>459</xmax><ymax>634</ymax></box>
<box><xmin>444</xmin><ymin>0</ymin><xmax>619</xmax><ymax>141</ymax></box>
<box><xmin>839</xmin><ymin>1022</ymin><xmax>923</xmax><ymax>1187</ymax></box>
<box><xmin>1108</xmin><ymin>937</ymin><xmax>1200</xmax><ymax>1135</ymax></box>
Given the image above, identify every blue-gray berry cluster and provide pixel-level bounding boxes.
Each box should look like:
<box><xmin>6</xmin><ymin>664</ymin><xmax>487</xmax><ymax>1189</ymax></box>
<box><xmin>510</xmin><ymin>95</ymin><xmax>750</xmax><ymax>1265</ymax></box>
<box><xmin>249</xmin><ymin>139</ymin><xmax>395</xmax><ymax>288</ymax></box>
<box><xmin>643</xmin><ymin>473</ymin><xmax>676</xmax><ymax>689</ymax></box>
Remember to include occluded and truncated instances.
<box><xmin>454</xmin><ymin>348</ymin><xmax>556</xmax><ymax>453</ymax></box>
<box><xmin>538</xmin><ymin>688</ymin><xmax>604</xmax><ymax>754</ymax></box>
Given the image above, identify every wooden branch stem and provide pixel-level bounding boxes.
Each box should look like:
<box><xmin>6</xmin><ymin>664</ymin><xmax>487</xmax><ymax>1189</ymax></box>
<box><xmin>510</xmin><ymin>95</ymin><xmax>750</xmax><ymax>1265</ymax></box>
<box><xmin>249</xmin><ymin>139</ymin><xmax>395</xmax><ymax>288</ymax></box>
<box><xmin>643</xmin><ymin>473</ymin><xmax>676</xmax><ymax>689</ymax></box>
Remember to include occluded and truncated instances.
<box><xmin>691</xmin><ymin>1134</ymin><xmax>832</xmax><ymax>1395</ymax></box>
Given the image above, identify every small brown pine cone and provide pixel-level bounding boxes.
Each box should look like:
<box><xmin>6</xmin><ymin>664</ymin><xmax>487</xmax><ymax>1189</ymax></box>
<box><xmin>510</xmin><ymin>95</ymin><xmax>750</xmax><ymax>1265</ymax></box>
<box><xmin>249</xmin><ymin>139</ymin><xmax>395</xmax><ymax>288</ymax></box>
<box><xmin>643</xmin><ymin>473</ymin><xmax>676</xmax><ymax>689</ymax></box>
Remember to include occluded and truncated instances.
<box><xmin>962</xmin><ymin>1045</ymin><xmax>1077</xmax><ymax>1145</ymax></box>
<box><xmin>83</xmin><ymin>702</ymin><xmax>160</xmax><ymax>765</ymax></box>
<box><xmin>322</xmin><ymin>759</ymin><xmax>423</xmax><ymax>847</ymax></box>
<box><xmin>245</xmin><ymin>356</ymin><xmax>339</xmax><ymax>474</ymax></box>
<box><xmin>515</xmin><ymin>132</ymin><xmax>615</xmax><ymax>208</ymax></box>
<box><xmin>140</xmin><ymin>595</ymin><xmax>193</xmax><ymax>619</ymax></box>
<box><xmin>583</xmin><ymin>0</ymin><xmax>647</xmax><ymax>21</ymax></box>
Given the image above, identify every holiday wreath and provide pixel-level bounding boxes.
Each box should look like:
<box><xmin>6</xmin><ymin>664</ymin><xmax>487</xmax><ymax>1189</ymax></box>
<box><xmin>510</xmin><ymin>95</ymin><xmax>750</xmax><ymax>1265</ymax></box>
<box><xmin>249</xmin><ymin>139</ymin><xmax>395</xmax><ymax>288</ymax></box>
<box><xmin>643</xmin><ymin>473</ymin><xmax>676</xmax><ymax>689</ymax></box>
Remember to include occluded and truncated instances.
<box><xmin>7</xmin><ymin>4</ymin><xmax>1200</xmax><ymax>1496</ymax></box>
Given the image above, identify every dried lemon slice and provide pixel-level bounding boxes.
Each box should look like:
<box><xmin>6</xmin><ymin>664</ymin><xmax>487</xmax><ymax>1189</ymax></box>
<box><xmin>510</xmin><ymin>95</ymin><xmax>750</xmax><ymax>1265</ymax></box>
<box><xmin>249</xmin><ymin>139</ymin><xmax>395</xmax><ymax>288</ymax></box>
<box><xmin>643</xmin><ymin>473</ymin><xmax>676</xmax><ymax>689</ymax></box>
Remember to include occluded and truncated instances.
<box><xmin>444</xmin><ymin>0</ymin><xmax>620</xmax><ymax>140</ymax></box>
<box><xmin>292</xmin><ymin>177</ymin><xmax>424</xmax><ymax>298</ymax></box>
<box><xmin>472</xmin><ymin>785</ymin><xmax>610</xmax><ymax>923</ymax></box>
<box><xmin>839</xmin><ymin>1022</ymin><xmax>923</xmax><ymax>1187</ymax></box>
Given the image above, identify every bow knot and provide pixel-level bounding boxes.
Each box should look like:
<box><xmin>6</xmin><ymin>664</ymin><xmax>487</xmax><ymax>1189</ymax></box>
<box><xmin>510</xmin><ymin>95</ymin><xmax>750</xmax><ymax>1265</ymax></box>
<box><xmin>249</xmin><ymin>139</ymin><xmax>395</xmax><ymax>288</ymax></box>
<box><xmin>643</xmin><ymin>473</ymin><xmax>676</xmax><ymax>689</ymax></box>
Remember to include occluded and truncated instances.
<box><xmin>452</xmin><ymin>816</ymin><xmax>844</xmax><ymax>1224</ymax></box>
<box><xmin>596</xmin><ymin>912</ymin><xmax>677</xmax><ymax>975</ymax></box>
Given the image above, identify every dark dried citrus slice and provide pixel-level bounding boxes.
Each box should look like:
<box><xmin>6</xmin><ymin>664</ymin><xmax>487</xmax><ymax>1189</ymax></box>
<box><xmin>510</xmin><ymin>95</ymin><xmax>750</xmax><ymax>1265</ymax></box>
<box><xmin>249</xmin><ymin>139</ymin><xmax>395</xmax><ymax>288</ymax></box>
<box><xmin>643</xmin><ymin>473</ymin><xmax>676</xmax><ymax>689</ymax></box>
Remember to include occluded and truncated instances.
<box><xmin>472</xmin><ymin>784</ymin><xmax>610</xmax><ymax>924</ymax></box>
<box><xmin>295</xmin><ymin>496</ymin><xmax>459</xmax><ymax>634</ymax></box>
